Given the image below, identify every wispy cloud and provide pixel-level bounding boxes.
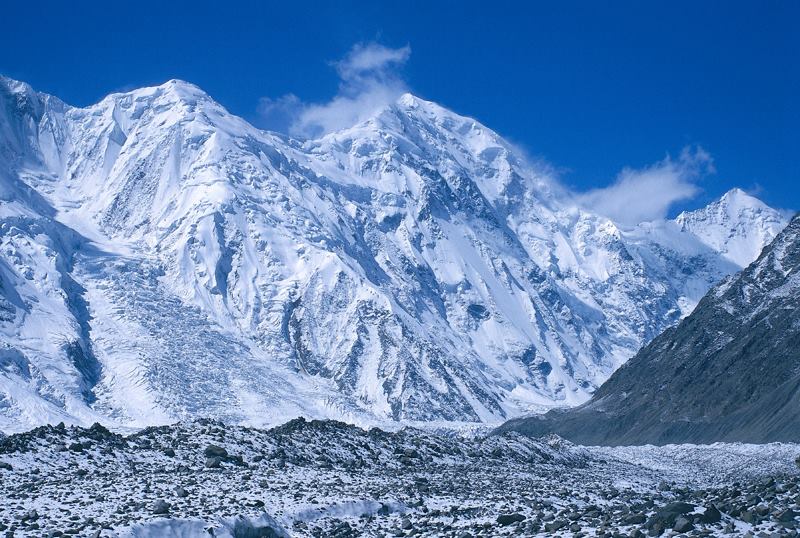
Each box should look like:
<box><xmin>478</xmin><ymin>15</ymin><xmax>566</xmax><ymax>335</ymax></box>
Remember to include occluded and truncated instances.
<box><xmin>258</xmin><ymin>42</ymin><xmax>411</xmax><ymax>138</ymax></box>
<box><xmin>334</xmin><ymin>42</ymin><xmax>410</xmax><ymax>80</ymax></box>
<box><xmin>259</xmin><ymin>48</ymin><xmax>715</xmax><ymax>226</ymax></box>
<box><xmin>575</xmin><ymin>146</ymin><xmax>715</xmax><ymax>226</ymax></box>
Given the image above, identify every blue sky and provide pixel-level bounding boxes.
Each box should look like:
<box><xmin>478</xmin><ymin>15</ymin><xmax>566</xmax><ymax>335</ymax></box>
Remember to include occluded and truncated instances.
<box><xmin>1</xmin><ymin>0</ymin><xmax>797</xmax><ymax>214</ymax></box>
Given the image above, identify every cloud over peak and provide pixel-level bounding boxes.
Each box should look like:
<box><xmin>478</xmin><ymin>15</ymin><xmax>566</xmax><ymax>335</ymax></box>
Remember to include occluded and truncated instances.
<box><xmin>576</xmin><ymin>146</ymin><xmax>715</xmax><ymax>226</ymax></box>
<box><xmin>257</xmin><ymin>47</ymin><xmax>718</xmax><ymax>227</ymax></box>
<box><xmin>335</xmin><ymin>43</ymin><xmax>411</xmax><ymax>80</ymax></box>
<box><xmin>259</xmin><ymin>42</ymin><xmax>411</xmax><ymax>138</ymax></box>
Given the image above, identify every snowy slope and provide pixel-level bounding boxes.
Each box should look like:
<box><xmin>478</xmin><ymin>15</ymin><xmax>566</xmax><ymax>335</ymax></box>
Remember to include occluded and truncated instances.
<box><xmin>0</xmin><ymin>76</ymin><xmax>789</xmax><ymax>432</ymax></box>
<box><xmin>675</xmin><ymin>188</ymin><xmax>789</xmax><ymax>267</ymax></box>
<box><xmin>498</xmin><ymin>214</ymin><xmax>800</xmax><ymax>444</ymax></box>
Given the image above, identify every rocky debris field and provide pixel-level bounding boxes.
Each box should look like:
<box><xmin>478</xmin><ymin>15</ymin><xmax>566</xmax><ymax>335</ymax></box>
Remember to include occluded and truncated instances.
<box><xmin>0</xmin><ymin>419</ymin><xmax>798</xmax><ymax>537</ymax></box>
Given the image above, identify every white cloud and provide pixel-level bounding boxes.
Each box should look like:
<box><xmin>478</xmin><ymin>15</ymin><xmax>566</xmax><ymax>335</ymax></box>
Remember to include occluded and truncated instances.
<box><xmin>576</xmin><ymin>146</ymin><xmax>715</xmax><ymax>226</ymax></box>
<box><xmin>258</xmin><ymin>48</ymin><xmax>714</xmax><ymax>227</ymax></box>
<box><xmin>334</xmin><ymin>43</ymin><xmax>411</xmax><ymax>80</ymax></box>
<box><xmin>258</xmin><ymin>42</ymin><xmax>411</xmax><ymax>138</ymax></box>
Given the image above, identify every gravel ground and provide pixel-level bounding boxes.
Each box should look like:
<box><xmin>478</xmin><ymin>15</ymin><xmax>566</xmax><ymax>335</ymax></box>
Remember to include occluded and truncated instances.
<box><xmin>0</xmin><ymin>419</ymin><xmax>798</xmax><ymax>537</ymax></box>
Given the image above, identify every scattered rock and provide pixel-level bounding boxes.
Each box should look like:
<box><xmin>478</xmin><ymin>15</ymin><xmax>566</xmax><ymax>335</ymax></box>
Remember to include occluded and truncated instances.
<box><xmin>496</xmin><ymin>513</ymin><xmax>525</xmax><ymax>526</ymax></box>
<box><xmin>544</xmin><ymin>519</ymin><xmax>567</xmax><ymax>532</ymax></box>
<box><xmin>623</xmin><ymin>513</ymin><xmax>647</xmax><ymax>525</ymax></box>
<box><xmin>0</xmin><ymin>419</ymin><xmax>796</xmax><ymax>536</ymax></box>
<box><xmin>648</xmin><ymin>501</ymin><xmax>694</xmax><ymax>528</ymax></box>
<box><xmin>22</xmin><ymin>509</ymin><xmax>38</xmax><ymax>521</ymax></box>
<box><xmin>741</xmin><ymin>509</ymin><xmax>756</xmax><ymax>523</ymax></box>
<box><xmin>700</xmin><ymin>504</ymin><xmax>722</xmax><ymax>524</ymax></box>
<box><xmin>204</xmin><ymin>444</ymin><xmax>228</xmax><ymax>458</ymax></box>
<box><xmin>152</xmin><ymin>499</ymin><xmax>171</xmax><ymax>515</ymax></box>
<box><xmin>673</xmin><ymin>515</ymin><xmax>693</xmax><ymax>533</ymax></box>
<box><xmin>776</xmin><ymin>508</ymin><xmax>798</xmax><ymax>522</ymax></box>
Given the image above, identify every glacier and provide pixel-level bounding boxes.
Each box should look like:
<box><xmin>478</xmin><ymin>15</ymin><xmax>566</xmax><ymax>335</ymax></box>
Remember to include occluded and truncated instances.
<box><xmin>0</xmin><ymin>75</ymin><xmax>789</xmax><ymax>432</ymax></box>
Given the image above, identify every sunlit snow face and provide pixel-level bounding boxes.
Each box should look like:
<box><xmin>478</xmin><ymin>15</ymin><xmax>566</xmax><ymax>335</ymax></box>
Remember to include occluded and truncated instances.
<box><xmin>0</xmin><ymin>75</ymin><xmax>788</xmax><ymax>433</ymax></box>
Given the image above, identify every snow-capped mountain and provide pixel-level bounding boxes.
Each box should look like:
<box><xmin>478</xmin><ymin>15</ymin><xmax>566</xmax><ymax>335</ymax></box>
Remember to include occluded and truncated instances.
<box><xmin>675</xmin><ymin>187</ymin><xmax>787</xmax><ymax>268</ymax></box>
<box><xmin>498</xmin><ymin>213</ymin><xmax>800</xmax><ymax>444</ymax></box>
<box><xmin>0</xmin><ymin>76</ymin><xmax>789</xmax><ymax>432</ymax></box>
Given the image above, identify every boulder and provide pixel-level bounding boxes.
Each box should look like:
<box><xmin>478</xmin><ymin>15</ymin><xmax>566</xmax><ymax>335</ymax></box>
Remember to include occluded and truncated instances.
<box><xmin>646</xmin><ymin>502</ymin><xmax>694</xmax><ymax>533</ymax></box>
<box><xmin>776</xmin><ymin>508</ymin><xmax>798</xmax><ymax>522</ymax></box>
<box><xmin>152</xmin><ymin>499</ymin><xmax>171</xmax><ymax>515</ymax></box>
<box><xmin>673</xmin><ymin>516</ymin><xmax>693</xmax><ymax>533</ymax></box>
<box><xmin>623</xmin><ymin>513</ymin><xmax>647</xmax><ymax>525</ymax></box>
<box><xmin>496</xmin><ymin>513</ymin><xmax>525</xmax><ymax>526</ymax></box>
<box><xmin>544</xmin><ymin>519</ymin><xmax>566</xmax><ymax>532</ymax></box>
<box><xmin>204</xmin><ymin>444</ymin><xmax>228</xmax><ymax>458</ymax></box>
<box><xmin>701</xmin><ymin>504</ymin><xmax>722</xmax><ymax>524</ymax></box>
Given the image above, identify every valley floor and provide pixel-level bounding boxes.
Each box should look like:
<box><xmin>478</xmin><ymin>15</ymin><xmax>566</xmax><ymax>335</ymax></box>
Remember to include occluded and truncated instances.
<box><xmin>0</xmin><ymin>419</ymin><xmax>798</xmax><ymax>537</ymax></box>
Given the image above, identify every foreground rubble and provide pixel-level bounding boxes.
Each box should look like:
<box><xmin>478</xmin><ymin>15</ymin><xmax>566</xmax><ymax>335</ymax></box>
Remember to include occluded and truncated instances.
<box><xmin>0</xmin><ymin>419</ymin><xmax>798</xmax><ymax>537</ymax></box>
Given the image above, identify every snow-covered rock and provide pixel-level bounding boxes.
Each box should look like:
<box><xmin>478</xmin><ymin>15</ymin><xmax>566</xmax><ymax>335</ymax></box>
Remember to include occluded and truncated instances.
<box><xmin>0</xmin><ymin>419</ymin><xmax>797</xmax><ymax>536</ymax></box>
<box><xmin>0</xmin><ymin>75</ymin><xmax>789</xmax><ymax>431</ymax></box>
<box><xmin>675</xmin><ymin>187</ymin><xmax>788</xmax><ymax>267</ymax></box>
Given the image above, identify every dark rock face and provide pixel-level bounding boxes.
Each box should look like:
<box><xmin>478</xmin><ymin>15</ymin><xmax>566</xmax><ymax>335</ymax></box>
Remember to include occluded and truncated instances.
<box><xmin>497</xmin><ymin>215</ymin><xmax>800</xmax><ymax>445</ymax></box>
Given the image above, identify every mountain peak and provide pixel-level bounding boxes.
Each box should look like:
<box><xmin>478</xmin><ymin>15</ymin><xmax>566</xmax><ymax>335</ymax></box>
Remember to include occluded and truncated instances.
<box><xmin>679</xmin><ymin>188</ymin><xmax>776</xmax><ymax>223</ymax></box>
<box><xmin>0</xmin><ymin>75</ymin><xmax>34</xmax><ymax>96</ymax></box>
<box><xmin>0</xmin><ymin>75</ymin><xmax>791</xmax><ymax>432</ymax></box>
<box><xmin>717</xmin><ymin>187</ymin><xmax>770</xmax><ymax>211</ymax></box>
<box><xmin>332</xmin><ymin>91</ymin><xmax>514</xmax><ymax>159</ymax></box>
<box><xmin>393</xmin><ymin>92</ymin><xmax>452</xmax><ymax>116</ymax></box>
<box><xmin>676</xmin><ymin>189</ymin><xmax>763</xmax><ymax>223</ymax></box>
<box><xmin>155</xmin><ymin>78</ymin><xmax>210</xmax><ymax>98</ymax></box>
<box><xmin>390</xmin><ymin>92</ymin><xmax>480</xmax><ymax>128</ymax></box>
<box><xmin>396</xmin><ymin>92</ymin><xmax>420</xmax><ymax>108</ymax></box>
<box><xmin>101</xmin><ymin>78</ymin><xmax>213</xmax><ymax>109</ymax></box>
<box><xmin>330</xmin><ymin>91</ymin><xmax>488</xmax><ymax>139</ymax></box>
<box><xmin>722</xmin><ymin>186</ymin><xmax>748</xmax><ymax>198</ymax></box>
<box><xmin>675</xmin><ymin>189</ymin><xmax>788</xmax><ymax>267</ymax></box>
<box><xmin>0</xmin><ymin>75</ymin><xmax>58</xmax><ymax>114</ymax></box>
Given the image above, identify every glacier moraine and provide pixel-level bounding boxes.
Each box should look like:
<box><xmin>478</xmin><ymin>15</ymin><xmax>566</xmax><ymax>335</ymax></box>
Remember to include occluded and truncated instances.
<box><xmin>1</xmin><ymin>419</ymin><xmax>799</xmax><ymax>537</ymax></box>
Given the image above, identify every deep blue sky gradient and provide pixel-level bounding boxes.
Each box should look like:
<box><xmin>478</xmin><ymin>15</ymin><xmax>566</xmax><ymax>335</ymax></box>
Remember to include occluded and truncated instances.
<box><xmin>1</xmin><ymin>1</ymin><xmax>797</xmax><ymax>211</ymax></box>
